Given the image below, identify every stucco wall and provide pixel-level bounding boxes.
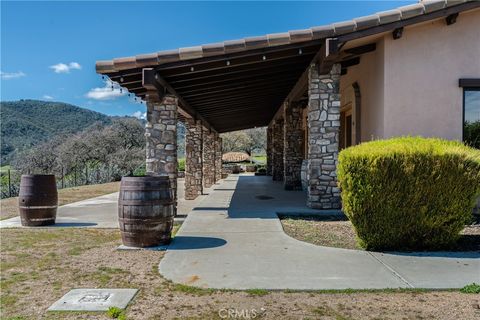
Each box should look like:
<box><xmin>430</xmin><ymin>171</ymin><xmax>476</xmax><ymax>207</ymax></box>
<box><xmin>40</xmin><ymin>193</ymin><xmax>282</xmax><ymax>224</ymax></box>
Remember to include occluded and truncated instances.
<box><xmin>340</xmin><ymin>39</ymin><xmax>385</xmax><ymax>142</ymax></box>
<box><xmin>383</xmin><ymin>9</ymin><xmax>480</xmax><ymax>140</ymax></box>
<box><xmin>340</xmin><ymin>8</ymin><xmax>480</xmax><ymax>142</ymax></box>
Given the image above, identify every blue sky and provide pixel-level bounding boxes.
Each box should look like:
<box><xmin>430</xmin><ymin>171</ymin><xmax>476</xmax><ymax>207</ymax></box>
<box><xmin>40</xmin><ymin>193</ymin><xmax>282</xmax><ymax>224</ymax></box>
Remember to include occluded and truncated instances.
<box><xmin>1</xmin><ymin>1</ymin><xmax>415</xmax><ymax>118</ymax></box>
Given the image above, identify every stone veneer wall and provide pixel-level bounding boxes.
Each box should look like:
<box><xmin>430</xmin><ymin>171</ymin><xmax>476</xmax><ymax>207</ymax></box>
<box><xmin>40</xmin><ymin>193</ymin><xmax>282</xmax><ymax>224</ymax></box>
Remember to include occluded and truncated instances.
<box><xmin>184</xmin><ymin>118</ymin><xmax>203</xmax><ymax>200</ymax></box>
<box><xmin>307</xmin><ymin>63</ymin><xmax>341</xmax><ymax>209</ymax></box>
<box><xmin>272</xmin><ymin>119</ymin><xmax>284</xmax><ymax>181</ymax></box>
<box><xmin>145</xmin><ymin>94</ymin><xmax>178</xmax><ymax>200</ymax></box>
<box><xmin>266</xmin><ymin>125</ymin><xmax>273</xmax><ymax>176</ymax></box>
<box><xmin>202</xmin><ymin>128</ymin><xmax>216</xmax><ymax>188</ymax></box>
<box><xmin>283</xmin><ymin>101</ymin><xmax>304</xmax><ymax>190</ymax></box>
<box><xmin>215</xmin><ymin>136</ymin><xmax>223</xmax><ymax>182</ymax></box>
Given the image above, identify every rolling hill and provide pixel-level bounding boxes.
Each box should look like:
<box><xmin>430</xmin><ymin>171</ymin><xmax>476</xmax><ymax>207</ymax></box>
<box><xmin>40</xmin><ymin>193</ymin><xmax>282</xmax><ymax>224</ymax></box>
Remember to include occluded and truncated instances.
<box><xmin>0</xmin><ymin>99</ymin><xmax>186</xmax><ymax>165</ymax></box>
<box><xmin>1</xmin><ymin>100</ymin><xmax>112</xmax><ymax>164</ymax></box>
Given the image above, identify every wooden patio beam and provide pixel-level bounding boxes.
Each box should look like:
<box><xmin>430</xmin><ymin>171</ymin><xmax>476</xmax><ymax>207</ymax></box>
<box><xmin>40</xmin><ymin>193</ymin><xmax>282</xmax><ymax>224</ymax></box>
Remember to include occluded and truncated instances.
<box><xmin>157</xmin><ymin>46</ymin><xmax>319</xmax><ymax>78</ymax></box>
<box><xmin>142</xmin><ymin>68</ymin><xmax>216</xmax><ymax>133</ymax></box>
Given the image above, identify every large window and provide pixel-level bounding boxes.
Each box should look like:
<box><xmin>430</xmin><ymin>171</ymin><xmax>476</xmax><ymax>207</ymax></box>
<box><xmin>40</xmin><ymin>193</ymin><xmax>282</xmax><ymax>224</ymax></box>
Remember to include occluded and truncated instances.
<box><xmin>464</xmin><ymin>88</ymin><xmax>480</xmax><ymax>149</ymax></box>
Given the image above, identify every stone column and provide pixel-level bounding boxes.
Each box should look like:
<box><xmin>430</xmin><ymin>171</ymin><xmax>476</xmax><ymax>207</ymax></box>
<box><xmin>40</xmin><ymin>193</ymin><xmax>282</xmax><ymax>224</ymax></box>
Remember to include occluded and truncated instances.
<box><xmin>272</xmin><ymin>118</ymin><xmax>284</xmax><ymax>181</ymax></box>
<box><xmin>202</xmin><ymin>128</ymin><xmax>216</xmax><ymax>188</ymax></box>
<box><xmin>266</xmin><ymin>125</ymin><xmax>273</xmax><ymax>176</ymax></box>
<box><xmin>283</xmin><ymin>101</ymin><xmax>304</xmax><ymax>190</ymax></box>
<box><xmin>307</xmin><ymin>63</ymin><xmax>341</xmax><ymax>209</ymax></box>
<box><xmin>145</xmin><ymin>94</ymin><xmax>178</xmax><ymax>201</ymax></box>
<box><xmin>184</xmin><ymin>118</ymin><xmax>203</xmax><ymax>200</ymax></box>
<box><xmin>215</xmin><ymin>135</ymin><xmax>223</xmax><ymax>182</ymax></box>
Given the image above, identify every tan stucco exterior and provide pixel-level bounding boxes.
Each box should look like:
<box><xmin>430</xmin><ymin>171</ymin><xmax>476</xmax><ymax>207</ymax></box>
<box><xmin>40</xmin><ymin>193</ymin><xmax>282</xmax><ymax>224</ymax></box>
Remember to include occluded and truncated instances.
<box><xmin>340</xmin><ymin>8</ymin><xmax>480</xmax><ymax>142</ymax></box>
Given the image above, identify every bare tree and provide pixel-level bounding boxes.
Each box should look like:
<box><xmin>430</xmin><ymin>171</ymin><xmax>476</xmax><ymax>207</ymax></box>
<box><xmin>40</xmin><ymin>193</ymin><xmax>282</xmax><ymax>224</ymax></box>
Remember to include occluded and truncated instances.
<box><xmin>13</xmin><ymin>137</ymin><xmax>62</xmax><ymax>174</ymax></box>
<box><xmin>221</xmin><ymin>127</ymin><xmax>266</xmax><ymax>155</ymax></box>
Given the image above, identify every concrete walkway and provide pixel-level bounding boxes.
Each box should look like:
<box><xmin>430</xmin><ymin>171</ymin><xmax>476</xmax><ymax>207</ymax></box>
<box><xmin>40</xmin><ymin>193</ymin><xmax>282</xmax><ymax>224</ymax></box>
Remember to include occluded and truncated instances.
<box><xmin>159</xmin><ymin>174</ymin><xmax>480</xmax><ymax>290</ymax></box>
<box><xmin>0</xmin><ymin>178</ymin><xmax>207</xmax><ymax>228</ymax></box>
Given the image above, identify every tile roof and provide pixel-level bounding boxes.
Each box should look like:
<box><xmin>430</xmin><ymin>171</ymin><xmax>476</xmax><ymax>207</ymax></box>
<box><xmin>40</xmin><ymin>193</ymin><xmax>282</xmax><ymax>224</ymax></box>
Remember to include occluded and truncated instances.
<box><xmin>96</xmin><ymin>0</ymin><xmax>473</xmax><ymax>74</ymax></box>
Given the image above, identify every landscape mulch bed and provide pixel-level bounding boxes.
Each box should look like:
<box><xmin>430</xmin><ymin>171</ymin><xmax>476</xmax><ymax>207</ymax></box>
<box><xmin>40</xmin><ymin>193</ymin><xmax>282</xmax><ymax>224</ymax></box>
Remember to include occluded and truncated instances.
<box><xmin>280</xmin><ymin>214</ymin><xmax>480</xmax><ymax>252</ymax></box>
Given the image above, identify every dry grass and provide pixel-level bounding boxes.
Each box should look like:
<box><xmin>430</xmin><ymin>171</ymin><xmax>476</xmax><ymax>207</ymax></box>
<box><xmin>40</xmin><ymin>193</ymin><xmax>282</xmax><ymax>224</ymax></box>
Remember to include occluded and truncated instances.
<box><xmin>280</xmin><ymin>215</ymin><xmax>359</xmax><ymax>250</ymax></box>
<box><xmin>280</xmin><ymin>215</ymin><xmax>480</xmax><ymax>251</ymax></box>
<box><xmin>1</xmin><ymin>228</ymin><xmax>479</xmax><ymax>319</ymax></box>
<box><xmin>0</xmin><ymin>182</ymin><xmax>120</xmax><ymax>220</ymax></box>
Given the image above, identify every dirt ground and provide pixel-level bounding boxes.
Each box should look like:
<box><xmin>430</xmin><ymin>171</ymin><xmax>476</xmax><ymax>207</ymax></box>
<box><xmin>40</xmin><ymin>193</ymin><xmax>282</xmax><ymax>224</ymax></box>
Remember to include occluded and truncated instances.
<box><xmin>280</xmin><ymin>215</ymin><xmax>480</xmax><ymax>251</ymax></box>
<box><xmin>0</xmin><ymin>181</ymin><xmax>120</xmax><ymax>220</ymax></box>
<box><xmin>1</xmin><ymin>228</ymin><xmax>479</xmax><ymax>320</ymax></box>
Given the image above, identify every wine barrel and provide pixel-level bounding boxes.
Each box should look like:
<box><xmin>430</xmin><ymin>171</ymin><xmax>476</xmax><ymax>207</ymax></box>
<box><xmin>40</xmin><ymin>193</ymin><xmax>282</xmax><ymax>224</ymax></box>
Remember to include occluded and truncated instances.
<box><xmin>118</xmin><ymin>176</ymin><xmax>175</xmax><ymax>247</ymax></box>
<box><xmin>18</xmin><ymin>175</ymin><xmax>58</xmax><ymax>226</ymax></box>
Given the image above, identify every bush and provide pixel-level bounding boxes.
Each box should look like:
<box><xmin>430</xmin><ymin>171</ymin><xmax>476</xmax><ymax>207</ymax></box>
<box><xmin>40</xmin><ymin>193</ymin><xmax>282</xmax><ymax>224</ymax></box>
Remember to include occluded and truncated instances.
<box><xmin>337</xmin><ymin>137</ymin><xmax>480</xmax><ymax>251</ymax></box>
<box><xmin>460</xmin><ymin>283</ymin><xmax>480</xmax><ymax>294</ymax></box>
<box><xmin>178</xmin><ymin>158</ymin><xmax>185</xmax><ymax>171</ymax></box>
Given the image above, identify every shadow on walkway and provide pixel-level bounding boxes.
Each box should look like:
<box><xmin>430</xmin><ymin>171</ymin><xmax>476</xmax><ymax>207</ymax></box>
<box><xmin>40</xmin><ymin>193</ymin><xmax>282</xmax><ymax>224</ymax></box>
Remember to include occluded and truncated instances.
<box><xmin>169</xmin><ymin>236</ymin><xmax>227</xmax><ymax>250</ymax></box>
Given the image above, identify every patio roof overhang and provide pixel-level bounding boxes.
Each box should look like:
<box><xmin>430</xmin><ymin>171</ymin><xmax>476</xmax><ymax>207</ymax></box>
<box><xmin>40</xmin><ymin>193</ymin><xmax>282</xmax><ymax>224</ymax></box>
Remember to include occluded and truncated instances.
<box><xmin>96</xmin><ymin>0</ymin><xmax>479</xmax><ymax>133</ymax></box>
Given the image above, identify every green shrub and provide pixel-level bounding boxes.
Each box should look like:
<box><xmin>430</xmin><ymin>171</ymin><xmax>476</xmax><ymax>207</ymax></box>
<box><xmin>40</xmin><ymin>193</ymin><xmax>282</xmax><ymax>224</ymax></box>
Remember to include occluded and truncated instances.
<box><xmin>460</xmin><ymin>282</ymin><xmax>480</xmax><ymax>294</ymax></box>
<box><xmin>337</xmin><ymin>137</ymin><xmax>480</xmax><ymax>251</ymax></box>
<box><xmin>107</xmin><ymin>306</ymin><xmax>125</xmax><ymax>318</ymax></box>
<box><xmin>178</xmin><ymin>158</ymin><xmax>185</xmax><ymax>171</ymax></box>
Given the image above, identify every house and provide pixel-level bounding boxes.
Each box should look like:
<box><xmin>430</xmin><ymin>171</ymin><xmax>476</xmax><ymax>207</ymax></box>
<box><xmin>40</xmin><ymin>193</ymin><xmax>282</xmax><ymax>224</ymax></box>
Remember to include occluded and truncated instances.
<box><xmin>96</xmin><ymin>0</ymin><xmax>480</xmax><ymax>210</ymax></box>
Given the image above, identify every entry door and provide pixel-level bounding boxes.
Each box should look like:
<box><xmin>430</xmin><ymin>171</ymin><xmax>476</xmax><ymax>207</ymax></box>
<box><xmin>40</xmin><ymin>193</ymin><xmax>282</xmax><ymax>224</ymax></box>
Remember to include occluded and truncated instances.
<box><xmin>340</xmin><ymin>107</ymin><xmax>353</xmax><ymax>150</ymax></box>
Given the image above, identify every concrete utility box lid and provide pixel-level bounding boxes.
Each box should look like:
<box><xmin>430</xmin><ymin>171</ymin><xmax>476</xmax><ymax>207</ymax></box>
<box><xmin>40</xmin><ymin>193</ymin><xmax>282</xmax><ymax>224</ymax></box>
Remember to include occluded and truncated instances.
<box><xmin>222</xmin><ymin>152</ymin><xmax>250</xmax><ymax>163</ymax></box>
<box><xmin>48</xmin><ymin>288</ymin><xmax>138</xmax><ymax>311</ymax></box>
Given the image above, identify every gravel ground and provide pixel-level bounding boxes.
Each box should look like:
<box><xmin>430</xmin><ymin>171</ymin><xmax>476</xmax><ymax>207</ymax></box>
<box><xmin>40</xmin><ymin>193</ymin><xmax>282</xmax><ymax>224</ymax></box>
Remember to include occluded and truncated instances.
<box><xmin>1</xmin><ymin>228</ymin><xmax>479</xmax><ymax>319</ymax></box>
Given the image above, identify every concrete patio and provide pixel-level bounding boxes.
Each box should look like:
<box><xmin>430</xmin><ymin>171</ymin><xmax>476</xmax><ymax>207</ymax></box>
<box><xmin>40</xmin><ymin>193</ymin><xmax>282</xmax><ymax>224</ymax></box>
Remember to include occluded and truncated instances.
<box><xmin>0</xmin><ymin>178</ymin><xmax>207</xmax><ymax>228</ymax></box>
<box><xmin>159</xmin><ymin>174</ymin><xmax>480</xmax><ymax>290</ymax></box>
<box><xmin>2</xmin><ymin>174</ymin><xmax>478</xmax><ymax>290</ymax></box>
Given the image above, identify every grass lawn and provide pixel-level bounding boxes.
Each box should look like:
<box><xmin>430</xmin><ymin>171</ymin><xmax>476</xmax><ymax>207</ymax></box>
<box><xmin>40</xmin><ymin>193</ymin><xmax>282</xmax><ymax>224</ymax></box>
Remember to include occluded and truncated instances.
<box><xmin>0</xmin><ymin>181</ymin><xmax>120</xmax><ymax>220</ymax></box>
<box><xmin>0</xmin><ymin>165</ymin><xmax>12</xmax><ymax>173</ymax></box>
<box><xmin>280</xmin><ymin>215</ymin><xmax>480</xmax><ymax>251</ymax></box>
<box><xmin>251</xmin><ymin>155</ymin><xmax>266</xmax><ymax>164</ymax></box>
<box><xmin>1</xmin><ymin>228</ymin><xmax>479</xmax><ymax>319</ymax></box>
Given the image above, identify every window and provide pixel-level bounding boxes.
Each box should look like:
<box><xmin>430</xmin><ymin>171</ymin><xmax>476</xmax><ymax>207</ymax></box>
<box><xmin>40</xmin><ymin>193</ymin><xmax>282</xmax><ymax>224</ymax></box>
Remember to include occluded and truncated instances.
<box><xmin>463</xmin><ymin>88</ymin><xmax>480</xmax><ymax>149</ymax></box>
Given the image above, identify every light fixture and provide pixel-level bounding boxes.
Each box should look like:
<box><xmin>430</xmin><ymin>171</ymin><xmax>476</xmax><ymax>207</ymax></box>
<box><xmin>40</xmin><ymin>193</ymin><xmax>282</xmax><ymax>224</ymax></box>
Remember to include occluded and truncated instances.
<box><xmin>190</xmin><ymin>67</ymin><xmax>195</xmax><ymax>72</ymax></box>
<box><xmin>298</xmin><ymin>48</ymin><xmax>303</xmax><ymax>55</ymax></box>
<box><xmin>226</xmin><ymin>60</ymin><xmax>230</xmax><ymax>66</ymax></box>
<box><xmin>262</xmin><ymin>55</ymin><xmax>266</xmax><ymax>60</ymax></box>
<box><xmin>120</xmin><ymin>77</ymin><xmax>124</xmax><ymax>82</ymax></box>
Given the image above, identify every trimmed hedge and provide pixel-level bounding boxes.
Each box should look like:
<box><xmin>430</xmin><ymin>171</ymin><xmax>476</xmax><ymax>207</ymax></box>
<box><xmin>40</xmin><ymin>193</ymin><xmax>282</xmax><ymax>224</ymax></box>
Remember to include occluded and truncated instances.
<box><xmin>337</xmin><ymin>137</ymin><xmax>480</xmax><ymax>251</ymax></box>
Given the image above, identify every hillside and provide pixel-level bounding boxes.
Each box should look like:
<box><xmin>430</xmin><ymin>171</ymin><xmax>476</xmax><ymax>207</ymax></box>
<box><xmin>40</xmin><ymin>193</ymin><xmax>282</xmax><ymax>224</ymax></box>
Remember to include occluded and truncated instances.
<box><xmin>1</xmin><ymin>100</ymin><xmax>112</xmax><ymax>164</ymax></box>
<box><xmin>0</xmin><ymin>99</ymin><xmax>186</xmax><ymax>165</ymax></box>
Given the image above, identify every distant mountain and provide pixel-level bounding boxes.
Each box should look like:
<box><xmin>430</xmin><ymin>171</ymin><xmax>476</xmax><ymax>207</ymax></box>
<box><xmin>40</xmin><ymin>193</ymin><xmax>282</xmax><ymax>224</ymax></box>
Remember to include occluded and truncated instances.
<box><xmin>0</xmin><ymin>99</ymin><xmax>186</xmax><ymax>165</ymax></box>
<box><xmin>1</xmin><ymin>100</ymin><xmax>112</xmax><ymax>164</ymax></box>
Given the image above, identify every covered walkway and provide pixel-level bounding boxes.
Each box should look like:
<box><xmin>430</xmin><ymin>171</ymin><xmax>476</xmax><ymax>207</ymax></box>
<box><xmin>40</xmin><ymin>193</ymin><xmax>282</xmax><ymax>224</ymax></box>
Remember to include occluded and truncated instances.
<box><xmin>159</xmin><ymin>174</ymin><xmax>480</xmax><ymax>290</ymax></box>
<box><xmin>96</xmin><ymin>1</ymin><xmax>480</xmax><ymax>210</ymax></box>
